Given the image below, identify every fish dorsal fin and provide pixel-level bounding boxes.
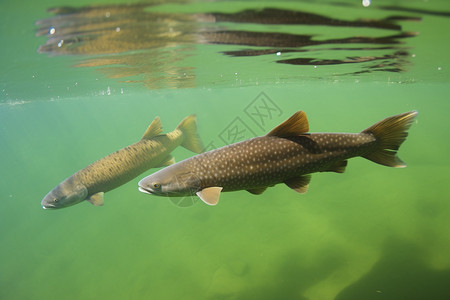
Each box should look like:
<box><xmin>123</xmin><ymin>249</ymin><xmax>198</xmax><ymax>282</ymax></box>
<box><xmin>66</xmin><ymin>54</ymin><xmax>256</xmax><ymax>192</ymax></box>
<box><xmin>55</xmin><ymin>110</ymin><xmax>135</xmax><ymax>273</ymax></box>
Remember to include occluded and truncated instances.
<box><xmin>247</xmin><ymin>187</ymin><xmax>267</xmax><ymax>195</ymax></box>
<box><xmin>267</xmin><ymin>111</ymin><xmax>309</xmax><ymax>137</ymax></box>
<box><xmin>141</xmin><ymin>117</ymin><xmax>163</xmax><ymax>140</ymax></box>
<box><xmin>324</xmin><ymin>160</ymin><xmax>348</xmax><ymax>173</ymax></box>
<box><xmin>285</xmin><ymin>175</ymin><xmax>311</xmax><ymax>194</ymax></box>
<box><xmin>87</xmin><ymin>192</ymin><xmax>104</xmax><ymax>206</ymax></box>
<box><xmin>196</xmin><ymin>187</ymin><xmax>223</xmax><ymax>205</ymax></box>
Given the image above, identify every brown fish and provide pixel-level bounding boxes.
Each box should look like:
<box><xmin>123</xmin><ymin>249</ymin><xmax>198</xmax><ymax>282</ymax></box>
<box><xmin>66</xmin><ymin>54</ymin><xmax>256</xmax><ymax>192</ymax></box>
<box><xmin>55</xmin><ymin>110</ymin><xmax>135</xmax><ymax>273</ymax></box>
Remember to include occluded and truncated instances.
<box><xmin>138</xmin><ymin>110</ymin><xmax>417</xmax><ymax>205</ymax></box>
<box><xmin>41</xmin><ymin>115</ymin><xmax>204</xmax><ymax>209</ymax></box>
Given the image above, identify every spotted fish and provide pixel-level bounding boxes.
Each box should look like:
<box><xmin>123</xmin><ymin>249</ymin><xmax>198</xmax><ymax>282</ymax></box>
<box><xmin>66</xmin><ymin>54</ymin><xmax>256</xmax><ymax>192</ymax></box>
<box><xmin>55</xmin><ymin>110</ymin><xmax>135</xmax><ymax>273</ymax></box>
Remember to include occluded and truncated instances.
<box><xmin>41</xmin><ymin>115</ymin><xmax>204</xmax><ymax>209</ymax></box>
<box><xmin>138</xmin><ymin>110</ymin><xmax>417</xmax><ymax>205</ymax></box>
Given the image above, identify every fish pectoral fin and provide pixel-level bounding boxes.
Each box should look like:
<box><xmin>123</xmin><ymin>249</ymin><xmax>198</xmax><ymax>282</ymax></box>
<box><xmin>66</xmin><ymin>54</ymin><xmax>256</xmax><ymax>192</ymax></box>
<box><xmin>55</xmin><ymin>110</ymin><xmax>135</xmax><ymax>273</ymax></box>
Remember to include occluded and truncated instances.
<box><xmin>266</xmin><ymin>111</ymin><xmax>309</xmax><ymax>137</ymax></box>
<box><xmin>285</xmin><ymin>175</ymin><xmax>311</xmax><ymax>194</ymax></box>
<box><xmin>196</xmin><ymin>187</ymin><xmax>223</xmax><ymax>206</ymax></box>
<box><xmin>323</xmin><ymin>160</ymin><xmax>348</xmax><ymax>173</ymax></box>
<box><xmin>247</xmin><ymin>187</ymin><xmax>267</xmax><ymax>195</ymax></box>
<box><xmin>141</xmin><ymin>116</ymin><xmax>163</xmax><ymax>140</ymax></box>
<box><xmin>155</xmin><ymin>155</ymin><xmax>175</xmax><ymax>167</ymax></box>
<box><xmin>87</xmin><ymin>192</ymin><xmax>104</xmax><ymax>206</ymax></box>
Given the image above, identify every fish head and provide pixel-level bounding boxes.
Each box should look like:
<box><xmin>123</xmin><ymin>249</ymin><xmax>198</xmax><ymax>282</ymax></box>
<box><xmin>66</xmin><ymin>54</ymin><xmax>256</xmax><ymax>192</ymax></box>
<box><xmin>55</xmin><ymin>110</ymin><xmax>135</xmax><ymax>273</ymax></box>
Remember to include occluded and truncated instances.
<box><xmin>41</xmin><ymin>177</ymin><xmax>88</xmax><ymax>209</ymax></box>
<box><xmin>139</xmin><ymin>165</ymin><xmax>201</xmax><ymax>197</ymax></box>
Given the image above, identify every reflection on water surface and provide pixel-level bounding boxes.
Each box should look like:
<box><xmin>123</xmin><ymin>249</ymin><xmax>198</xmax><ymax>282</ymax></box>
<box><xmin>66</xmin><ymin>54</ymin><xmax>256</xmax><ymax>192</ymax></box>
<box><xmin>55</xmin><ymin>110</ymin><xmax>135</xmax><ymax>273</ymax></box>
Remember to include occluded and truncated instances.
<box><xmin>35</xmin><ymin>1</ymin><xmax>427</xmax><ymax>89</ymax></box>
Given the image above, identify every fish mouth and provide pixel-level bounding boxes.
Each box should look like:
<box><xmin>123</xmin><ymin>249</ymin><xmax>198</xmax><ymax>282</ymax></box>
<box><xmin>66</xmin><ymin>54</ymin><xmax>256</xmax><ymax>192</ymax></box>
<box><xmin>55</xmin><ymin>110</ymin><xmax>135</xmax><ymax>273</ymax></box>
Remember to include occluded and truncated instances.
<box><xmin>41</xmin><ymin>203</ymin><xmax>57</xmax><ymax>209</ymax></box>
<box><xmin>138</xmin><ymin>186</ymin><xmax>170</xmax><ymax>197</ymax></box>
<box><xmin>138</xmin><ymin>186</ymin><xmax>154</xmax><ymax>195</ymax></box>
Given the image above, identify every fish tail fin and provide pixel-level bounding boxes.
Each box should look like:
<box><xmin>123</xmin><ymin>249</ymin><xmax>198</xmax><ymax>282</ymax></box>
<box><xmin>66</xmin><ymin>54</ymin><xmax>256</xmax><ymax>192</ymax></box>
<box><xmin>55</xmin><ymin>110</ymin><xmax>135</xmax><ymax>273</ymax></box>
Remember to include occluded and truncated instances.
<box><xmin>177</xmin><ymin>115</ymin><xmax>205</xmax><ymax>153</ymax></box>
<box><xmin>361</xmin><ymin>111</ymin><xmax>418</xmax><ymax>168</ymax></box>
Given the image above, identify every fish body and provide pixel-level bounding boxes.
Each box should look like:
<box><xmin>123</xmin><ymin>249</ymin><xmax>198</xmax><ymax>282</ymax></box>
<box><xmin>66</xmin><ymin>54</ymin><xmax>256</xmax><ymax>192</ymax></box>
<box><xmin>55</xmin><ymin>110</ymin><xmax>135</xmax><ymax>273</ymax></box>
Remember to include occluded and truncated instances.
<box><xmin>41</xmin><ymin>115</ymin><xmax>204</xmax><ymax>209</ymax></box>
<box><xmin>138</xmin><ymin>110</ymin><xmax>417</xmax><ymax>205</ymax></box>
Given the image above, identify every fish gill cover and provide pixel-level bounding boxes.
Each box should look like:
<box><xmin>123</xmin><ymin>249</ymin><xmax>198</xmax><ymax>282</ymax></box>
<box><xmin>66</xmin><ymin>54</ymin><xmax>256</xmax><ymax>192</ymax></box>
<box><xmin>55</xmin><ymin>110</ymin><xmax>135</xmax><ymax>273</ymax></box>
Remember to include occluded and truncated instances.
<box><xmin>34</xmin><ymin>0</ymin><xmax>425</xmax><ymax>89</ymax></box>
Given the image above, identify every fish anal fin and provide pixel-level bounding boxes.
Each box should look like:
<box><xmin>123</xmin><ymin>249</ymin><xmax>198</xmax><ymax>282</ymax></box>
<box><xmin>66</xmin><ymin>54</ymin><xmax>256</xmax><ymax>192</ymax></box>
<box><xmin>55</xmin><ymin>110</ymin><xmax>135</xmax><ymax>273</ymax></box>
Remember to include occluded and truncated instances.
<box><xmin>285</xmin><ymin>175</ymin><xmax>311</xmax><ymax>194</ymax></box>
<box><xmin>87</xmin><ymin>192</ymin><xmax>104</xmax><ymax>206</ymax></box>
<box><xmin>196</xmin><ymin>187</ymin><xmax>223</xmax><ymax>205</ymax></box>
<box><xmin>155</xmin><ymin>155</ymin><xmax>175</xmax><ymax>167</ymax></box>
<box><xmin>324</xmin><ymin>160</ymin><xmax>348</xmax><ymax>173</ymax></box>
<box><xmin>247</xmin><ymin>187</ymin><xmax>267</xmax><ymax>195</ymax></box>
<box><xmin>141</xmin><ymin>117</ymin><xmax>163</xmax><ymax>140</ymax></box>
<box><xmin>267</xmin><ymin>111</ymin><xmax>309</xmax><ymax>137</ymax></box>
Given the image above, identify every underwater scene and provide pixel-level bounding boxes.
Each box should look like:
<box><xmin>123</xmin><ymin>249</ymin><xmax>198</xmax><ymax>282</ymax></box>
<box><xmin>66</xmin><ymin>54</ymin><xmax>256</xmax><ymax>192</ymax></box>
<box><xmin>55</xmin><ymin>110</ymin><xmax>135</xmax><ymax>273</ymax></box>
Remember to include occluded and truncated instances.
<box><xmin>1</xmin><ymin>0</ymin><xmax>450</xmax><ymax>299</ymax></box>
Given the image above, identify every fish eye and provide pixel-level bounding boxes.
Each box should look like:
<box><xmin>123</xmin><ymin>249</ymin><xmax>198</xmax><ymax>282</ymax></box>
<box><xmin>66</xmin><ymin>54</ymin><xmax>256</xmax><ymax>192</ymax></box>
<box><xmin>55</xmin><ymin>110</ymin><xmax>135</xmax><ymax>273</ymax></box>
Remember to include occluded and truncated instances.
<box><xmin>53</xmin><ymin>198</ymin><xmax>58</xmax><ymax>202</ymax></box>
<box><xmin>152</xmin><ymin>183</ymin><xmax>161</xmax><ymax>189</ymax></box>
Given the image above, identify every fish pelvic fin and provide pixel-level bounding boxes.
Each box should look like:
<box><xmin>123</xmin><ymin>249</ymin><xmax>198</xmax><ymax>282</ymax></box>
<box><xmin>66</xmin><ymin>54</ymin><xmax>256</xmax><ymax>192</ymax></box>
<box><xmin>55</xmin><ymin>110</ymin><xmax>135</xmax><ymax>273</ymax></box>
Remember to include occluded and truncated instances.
<box><xmin>362</xmin><ymin>111</ymin><xmax>418</xmax><ymax>168</ymax></box>
<box><xmin>87</xmin><ymin>192</ymin><xmax>104</xmax><ymax>206</ymax></box>
<box><xmin>177</xmin><ymin>115</ymin><xmax>205</xmax><ymax>153</ymax></box>
<box><xmin>141</xmin><ymin>117</ymin><xmax>163</xmax><ymax>140</ymax></box>
<box><xmin>267</xmin><ymin>111</ymin><xmax>309</xmax><ymax>137</ymax></box>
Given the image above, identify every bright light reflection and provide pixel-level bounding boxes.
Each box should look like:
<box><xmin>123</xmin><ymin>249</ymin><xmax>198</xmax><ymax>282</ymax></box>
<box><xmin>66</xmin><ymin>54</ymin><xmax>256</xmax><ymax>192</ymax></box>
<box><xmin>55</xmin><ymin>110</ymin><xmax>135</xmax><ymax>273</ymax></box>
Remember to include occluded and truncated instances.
<box><xmin>362</xmin><ymin>0</ymin><xmax>371</xmax><ymax>7</ymax></box>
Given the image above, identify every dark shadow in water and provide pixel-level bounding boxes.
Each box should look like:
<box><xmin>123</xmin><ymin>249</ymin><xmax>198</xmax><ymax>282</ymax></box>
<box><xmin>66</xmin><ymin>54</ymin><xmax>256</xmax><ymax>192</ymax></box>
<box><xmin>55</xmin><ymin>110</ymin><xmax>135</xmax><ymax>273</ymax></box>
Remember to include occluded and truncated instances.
<box><xmin>335</xmin><ymin>239</ymin><xmax>450</xmax><ymax>300</ymax></box>
<box><xmin>35</xmin><ymin>2</ymin><xmax>426</xmax><ymax>88</ymax></box>
<box><xmin>207</xmin><ymin>238</ymin><xmax>450</xmax><ymax>300</ymax></box>
<box><xmin>225</xmin><ymin>246</ymin><xmax>346</xmax><ymax>300</ymax></box>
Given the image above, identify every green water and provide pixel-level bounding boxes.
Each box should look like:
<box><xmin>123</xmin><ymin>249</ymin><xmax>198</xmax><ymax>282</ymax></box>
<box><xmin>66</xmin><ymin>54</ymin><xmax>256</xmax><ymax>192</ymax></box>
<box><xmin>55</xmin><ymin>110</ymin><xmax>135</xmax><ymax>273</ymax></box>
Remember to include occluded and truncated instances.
<box><xmin>1</xmin><ymin>0</ymin><xmax>450</xmax><ymax>299</ymax></box>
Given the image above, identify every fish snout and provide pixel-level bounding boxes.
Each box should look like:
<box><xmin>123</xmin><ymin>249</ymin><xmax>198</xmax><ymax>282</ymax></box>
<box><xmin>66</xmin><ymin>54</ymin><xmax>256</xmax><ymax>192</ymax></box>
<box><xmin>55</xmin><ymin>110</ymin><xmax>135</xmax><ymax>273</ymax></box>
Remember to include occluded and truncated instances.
<box><xmin>41</xmin><ymin>191</ymin><xmax>62</xmax><ymax>209</ymax></box>
<box><xmin>138</xmin><ymin>177</ymin><xmax>165</xmax><ymax>196</ymax></box>
<box><xmin>138</xmin><ymin>186</ymin><xmax>154</xmax><ymax>195</ymax></box>
<box><xmin>41</xmin><ymin>198</ymin><xmax>57</xmax><ymax>209</ymax></box>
